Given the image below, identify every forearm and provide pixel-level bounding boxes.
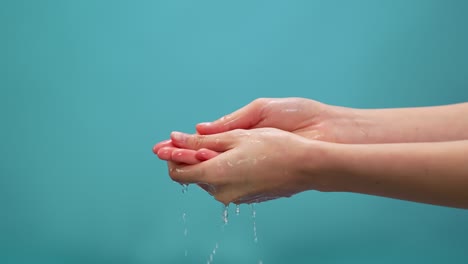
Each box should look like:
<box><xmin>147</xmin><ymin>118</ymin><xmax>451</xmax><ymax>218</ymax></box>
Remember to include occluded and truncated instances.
<box><xmin>320</xmin><ymin>140</ymin><xmax>468</xmax><ymax>209</ymax></box>
<box><xmin>333</xmin><ymin>102</ymin><xmax>468</xmax><ymax>143</ymax></box>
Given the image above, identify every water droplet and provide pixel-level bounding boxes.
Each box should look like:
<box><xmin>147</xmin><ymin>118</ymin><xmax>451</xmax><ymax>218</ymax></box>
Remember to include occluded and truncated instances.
<box><xmin>181</xmin><ymin>211</ymin><xmax>188</xmax><ymax>257</ymax></box>
<box><xmin>181</xmin><ymin>184</ymin><xmax>188</xmax><ymax>194</ymax></box>
<box><xmin>251</xmin><ymin>203</ymin><xmax>258</xmax><ymax>243</ymax></box>
<box><xmin>206</xmin><ymin>242</ymin><xmax>219</xmax><ymax>264</ymax></box>
<box><xmin>235</xmin><ymin>204</ymin><xmax>240</xmax><ymax>215</ymax></box>
<box><xmin>222</xmin><ymin>205</ymin><xmax>229</xmax><ymax>224</ymax></box>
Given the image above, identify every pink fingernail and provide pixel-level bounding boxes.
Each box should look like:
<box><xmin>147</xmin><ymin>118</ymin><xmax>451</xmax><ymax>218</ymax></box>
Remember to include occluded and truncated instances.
<box><xmin>198</xmin><ymin>122</ymin><xmax>212</xmax><ymax>126</ymax></box>
<box><xmin>171</xmin><ymin>131</ymin><xmax>187</xmax><ymax>142</ymax></box>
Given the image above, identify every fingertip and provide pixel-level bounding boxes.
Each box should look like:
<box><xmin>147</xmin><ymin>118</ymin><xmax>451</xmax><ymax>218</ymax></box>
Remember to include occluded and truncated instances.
<box><xmin>196</xmin><ymin>122</ymin><xmax>223</xmax><ymax>135</ymax></box>
<box><xmin>196</xmin><ymin>148</ymin><xmax>219</xmax><ymax>161</ymax></box>
<box><xmin>197</xmin><ymin>122</ymin><xmax>212</xmax><ymax>127</ymax></box>
<box><xmin>171</xmin><ymin>148</ymin><xmax>201</xmax><ymax>165</ymax></box>
<box><xmin>156</xmin><ymin>147</ymin><xmax>173</xmax><ymax>161</ymax></box>
<box><xmin>195</xmin><ymin>122</ymin><xmax>211</xmax><ymax>134</ymax></box>
<box><xmin>153</xmin><ymin>139</ymin><xmax>173</xmax><ymax>154</ymax></box>
<box><xmin>170</xmin><ymin>131</ymin><xmax>188</xmax><ymax>147</ymax></box>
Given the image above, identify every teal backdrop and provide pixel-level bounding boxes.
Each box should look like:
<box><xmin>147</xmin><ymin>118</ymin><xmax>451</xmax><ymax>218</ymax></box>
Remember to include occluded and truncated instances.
<box><xmin>2</xmin><ymin>0</ymin><xmax>468</xmax><ymax>263</ymax></box>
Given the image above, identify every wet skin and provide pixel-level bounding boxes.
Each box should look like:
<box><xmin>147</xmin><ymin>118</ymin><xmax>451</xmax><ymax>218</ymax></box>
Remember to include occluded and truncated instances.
<box><xmin>153</xmin><ymin>98</ymin><xmax>468</xmax><ymax>208</ymax></box>
<box><xmin>153</xmin><ymin>138</ymin><xmax>219</xmax><ymax>165</ymax></box>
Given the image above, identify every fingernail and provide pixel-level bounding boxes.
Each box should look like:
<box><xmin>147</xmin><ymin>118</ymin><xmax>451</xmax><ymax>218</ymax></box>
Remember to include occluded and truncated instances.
<box><xmin>198</xmin><ymin>122</ymin><xmax>212</xmax><ymax>126</ymax></box>
<box><xmin>171</xmin><ymin>131</ymin><xmax>187</xmax><ymax>142</ymax></box>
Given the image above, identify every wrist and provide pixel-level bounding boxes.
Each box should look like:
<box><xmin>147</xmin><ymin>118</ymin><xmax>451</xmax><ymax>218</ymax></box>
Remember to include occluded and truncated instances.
<box><xmin>295</xmin><ymin>140</ymin><xmax>348</xmax><ymax>192</ymax></box>
<box><xmin>323</xmin><ymin>105</ymin><xmax>377</xmax><ymax>144</ymax></box>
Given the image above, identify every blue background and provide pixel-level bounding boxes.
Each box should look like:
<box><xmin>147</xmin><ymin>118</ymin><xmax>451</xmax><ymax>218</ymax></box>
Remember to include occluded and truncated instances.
<box><xmin>2</xmin><ymin>0</ymin><xmax>468</xmax><ymax>263</ymax></box>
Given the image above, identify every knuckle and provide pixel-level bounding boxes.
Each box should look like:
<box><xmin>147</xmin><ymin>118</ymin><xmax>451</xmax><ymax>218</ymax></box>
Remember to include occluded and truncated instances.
<box><xmin>253</xmin><ymin>98</ymin><xmax>269</xmax><ymax>107</ymax></box>
<box><xmin>190</xmin><ymin>135</ymin><xmax>205</xmax><ymax>150</ymax></box>
<box><xmin>253</xmin><ymin>98</ymin><xmax>272</xmax><ymax>121</ymax></box>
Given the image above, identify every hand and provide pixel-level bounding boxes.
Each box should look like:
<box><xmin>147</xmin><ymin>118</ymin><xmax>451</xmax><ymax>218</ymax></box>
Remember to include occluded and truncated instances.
<box><xmin>165</xmin><ymin>128</ymin><xmax>329</xmax><ymax>205</ymax></box>
<box><xmin>196</xmin><ymin>97</ymin><xmax>363</xmax><ymax>143</ymax></box>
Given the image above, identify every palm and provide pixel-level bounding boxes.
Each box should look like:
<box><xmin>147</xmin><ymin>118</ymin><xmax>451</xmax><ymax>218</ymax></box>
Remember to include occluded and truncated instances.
<box><xmin>251</xmin><ymin>98</ymin><xmax>332</xmax><ymax>141</ymax></box>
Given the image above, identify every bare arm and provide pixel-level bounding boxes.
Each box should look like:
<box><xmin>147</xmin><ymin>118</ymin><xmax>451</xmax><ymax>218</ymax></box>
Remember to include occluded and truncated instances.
<box><xmin>314</xmin><ymin>140</ymin><xmax>468</xmax><ymax>209</ymax></box>
<box><xmin>346</xmin><ymin>102</ymin><xmax>468</xmax><ymax>143</ymax></box>
<box><xmin>196</xmin><ymin>98</ymin><xmax>468</xmax><ymax>144</ymax></box>
<box><xmin>156</xmin><ymin>129</ymin><xmax>468</xmax><ymax>208</ymax></box>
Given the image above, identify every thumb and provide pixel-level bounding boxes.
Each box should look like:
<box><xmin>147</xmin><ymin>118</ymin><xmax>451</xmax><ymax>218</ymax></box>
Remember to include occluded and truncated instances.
<box><xmin>196</xmin><ymin>99</ymin><xmax>267</xmax><ymax>135</ymax></box>
<box><xmin>170</xmin><ymin>131</ymin><xmax>236</xmax><ymax>152</ymax></box>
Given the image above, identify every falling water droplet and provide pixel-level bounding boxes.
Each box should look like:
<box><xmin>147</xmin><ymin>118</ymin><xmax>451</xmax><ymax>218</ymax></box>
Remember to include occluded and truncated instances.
<box><xmin>182</xmin><ymin>212</ymin><xmax>188</xmax><ymax>256</ymax></box>
<box><xmin>235</xmin><ymin>204</ymin><xmax>240</xmax><ymax>216</ymax></box>
<box><xmin>207</xmin><ymin>242</ymin><xmax>219</xmax><ymax>264</ymax></box>
<box><xmin>251</xmin><ymin>203</ymin><xmax>258</xmax><ymax>243</ymax></box>
<box><xmin>222</xmin><ymin>205</ymin><xmax>229</xmax><ymax>224</ymax></box>
<box><xmin>181</xmin><ymin>184</ymin><xmax>188</xmax><ymax>194</ymax></box>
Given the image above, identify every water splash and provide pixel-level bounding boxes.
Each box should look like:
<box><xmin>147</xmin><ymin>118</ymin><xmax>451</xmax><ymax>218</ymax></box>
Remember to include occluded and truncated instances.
<box><xmin>235</xmin><ymin>204</ymin><xmax>240</xmax><ymax>216</ymax></box>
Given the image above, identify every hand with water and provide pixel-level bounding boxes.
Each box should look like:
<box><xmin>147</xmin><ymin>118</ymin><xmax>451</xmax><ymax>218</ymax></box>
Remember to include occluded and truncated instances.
<box><xmin>195</xmin><ymin>97</ymin><xmax>365</xmax><ymax>143</ymax></box>
<box><xmin>161</xmin><ymin>128</ymin><xmax>332</xmax><ymax>205</ymax></box>
<box><xmin>153</xmin><ymin>97</ymin><xmax>358</xmax><ymax>165</ymax></box>
<box><xmin>157</xmin><ymin>129</ymin><xmax>468</xmax><ymax>208</ymax></box>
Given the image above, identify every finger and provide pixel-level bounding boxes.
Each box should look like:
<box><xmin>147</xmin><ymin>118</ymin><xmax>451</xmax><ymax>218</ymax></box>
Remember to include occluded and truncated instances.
<box><xmin>153</xmin><ymin>139</ymin><xmax>174</xmax><ymax>154</ymax></box>
<box><xmin>156</xmin><ymin>147</ymin><xmax>176</xmax><ymax>161</ymax></box>
<box><xmin>196</xmin><ymin>99</ymin><xmax>267</xmax><ymax>135</ymax></box>
<box><xmin>170</xmin><ymin>131</ymin><xmax>236</xmax><ymax>152</ymax></box>
<box><xmin>195</xmin><ymin>148</ymin><xmax>220</xmax><ymax>161</ymax></box>
<box><xmin>167</xmin><ymin>161</ymin><xmax>205</xmax><ymax>184</ymax></box>
<box><xmin>171</xmin><ymin>148</ymin><xmax>200</xmax><ymax>165</ymax></box>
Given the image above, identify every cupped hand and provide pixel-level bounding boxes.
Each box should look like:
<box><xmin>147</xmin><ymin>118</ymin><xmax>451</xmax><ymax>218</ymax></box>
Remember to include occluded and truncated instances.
<box><xmin>164</xmin><ymin>128</ymin><xmax>329</xmax><ymax>205</ymax></box>
<box><xmin>196</xmin><ymin>97</ymin><xmax>362</xmax><ymax>143</ymax></box>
